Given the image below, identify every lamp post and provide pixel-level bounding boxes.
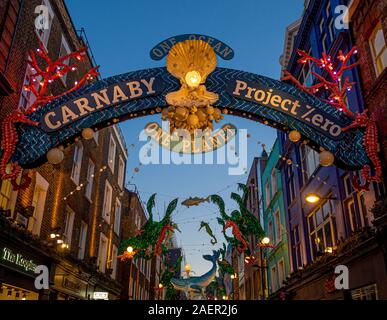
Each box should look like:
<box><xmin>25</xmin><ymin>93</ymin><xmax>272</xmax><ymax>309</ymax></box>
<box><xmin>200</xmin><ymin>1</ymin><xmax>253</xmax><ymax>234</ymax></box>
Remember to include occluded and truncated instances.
<box><xmin>184</xmin><ymin>264</ymin><xmax>191</xmax><ymax>300</ymax></box>
<box><xmin>257</xmin><ymin>237</ymin><xmax>272</xmax><ymax>300</ymax></box>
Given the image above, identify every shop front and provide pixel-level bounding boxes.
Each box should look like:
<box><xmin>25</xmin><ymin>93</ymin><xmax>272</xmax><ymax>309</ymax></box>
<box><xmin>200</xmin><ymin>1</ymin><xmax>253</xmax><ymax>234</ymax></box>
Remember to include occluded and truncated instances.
<box><xmin>0</xmin><ymin>234</ymin><xmax>52</xmax><ymax>300</ymax></box>
<box><xmin>51</xmin><ymin>261</ymin><xmax>90</xmax><ymax>300</ymax></box>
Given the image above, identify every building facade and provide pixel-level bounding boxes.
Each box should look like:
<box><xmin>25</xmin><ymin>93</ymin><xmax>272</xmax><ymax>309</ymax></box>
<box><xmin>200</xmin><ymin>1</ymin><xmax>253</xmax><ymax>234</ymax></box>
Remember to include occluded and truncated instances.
<box><xmin>278</xmin><ymin>0</ymin><xmax>387</xmax><ymax>300</ymax></box>
<box><xmin>0</xmin><ymin>0</ymin><xmax>128</xmax><ymax>300</ymax></box>
<box><xmin>242</xmin><ymin>157</ymin><xmax>262</xmax><ymax>300</ymax></box>
<box><xmin>260</xmin><ymin>140</ymin><xmax>290</xmax><ymax>298</ymax></box>
<box><xmin>119</xmin><ymin>188</ymin><xmax>152</xmax><ymax>300</ymax></box>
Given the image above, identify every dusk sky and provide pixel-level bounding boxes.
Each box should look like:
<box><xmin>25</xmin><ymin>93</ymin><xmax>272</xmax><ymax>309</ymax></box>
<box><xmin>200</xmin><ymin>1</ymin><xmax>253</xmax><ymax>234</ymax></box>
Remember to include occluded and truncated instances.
<box><xmin>66</xmin><ymin>0</ymin><xmax>304</xmax><ymax>275</ymax></box>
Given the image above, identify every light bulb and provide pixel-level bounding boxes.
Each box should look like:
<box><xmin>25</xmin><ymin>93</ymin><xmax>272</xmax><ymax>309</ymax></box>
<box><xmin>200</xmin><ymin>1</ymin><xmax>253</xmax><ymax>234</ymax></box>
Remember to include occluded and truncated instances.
<box><xmin>185</xmin><ymin>71</ymin><xmax>201</xmax><ymax>88</ymax></box>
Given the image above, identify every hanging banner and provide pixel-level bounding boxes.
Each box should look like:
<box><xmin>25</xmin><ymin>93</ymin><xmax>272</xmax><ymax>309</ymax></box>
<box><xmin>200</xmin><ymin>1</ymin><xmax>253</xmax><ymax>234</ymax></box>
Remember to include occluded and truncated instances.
<box><xmin>40</xmin><ymin>76</ymin><xmax>164</xmax><ymax>132</ymax></box>
<box><xmin>227</xmin><ymin>79</ymin><xmax>345</xmax><ymax>140</ymax></box>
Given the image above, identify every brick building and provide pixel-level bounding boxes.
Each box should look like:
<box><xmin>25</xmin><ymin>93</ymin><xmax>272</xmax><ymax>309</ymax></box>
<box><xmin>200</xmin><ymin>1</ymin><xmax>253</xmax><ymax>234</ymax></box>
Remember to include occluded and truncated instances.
<box><xmin>119</xmin><ymin>188</ymin><xmax>153</xmax><ymax>300</ymax></box>
<box><xmin>242</xmin><ymin>157</ymin><xmax>262</xmax><ymax>300</ymax></box>
<box><xmin>0</xmin><ymin>0</ymin><xmax>128</xmax><ymax>300</ymax></box>
<box><xmin>349</xmin><ymin>0</ymin><xmax>387</xmax><ymax>179</ymax></box>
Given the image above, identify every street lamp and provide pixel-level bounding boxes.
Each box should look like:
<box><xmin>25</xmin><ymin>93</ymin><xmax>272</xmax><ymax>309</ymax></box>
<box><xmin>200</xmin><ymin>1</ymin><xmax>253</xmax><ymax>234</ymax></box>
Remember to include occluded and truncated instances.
<box><xmin>305</xmin><ymin>193</ymin><xmax>321</xmax><ymax>203</ymax></box>
<box><xmin>261</xmin><ymin>237</ymin><xmax>270</xmax><ymax>245</ymax></box>
<box><xmin>305</xmin><ymin>193</ymin><xmax>338</xmax><ymax>204</ymax></box>
<box><xmin>256</xmin><ymin>237</ymin><xmax>272</xmax><ymax>300</ymax></box>
<box><xmin>184</xmin><ymin>264</ymin><xmax>192</xmax><ymax>300</ymax></box>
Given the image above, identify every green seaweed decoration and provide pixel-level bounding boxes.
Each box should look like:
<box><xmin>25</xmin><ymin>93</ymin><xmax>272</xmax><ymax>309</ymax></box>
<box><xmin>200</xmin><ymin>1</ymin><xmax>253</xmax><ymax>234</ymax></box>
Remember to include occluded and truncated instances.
<box><xmin>211</xmin><ymin>184</ymin><xmax>265</xmax><ymax>255</ymax></box>
<box><xmin>119</xmin><ymin>194</ymin><xmax>179</xmax><ymax>260</ymax></box>
<box><xmin>217</xmin><ymin>243</ymin><xmax>234</xmax><ymax>275</ymax></box>
<box><xmin>160</xmin><ymin>255</ymin><xmax>183</xmax><ymax>300</ymax></box>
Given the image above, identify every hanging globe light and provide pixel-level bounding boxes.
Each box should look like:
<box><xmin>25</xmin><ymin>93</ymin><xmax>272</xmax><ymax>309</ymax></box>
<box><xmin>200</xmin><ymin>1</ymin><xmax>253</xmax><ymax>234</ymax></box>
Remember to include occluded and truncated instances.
<box><xmin>319</xmin><ymin>150</ymin><xmax>335</xmax><ymax>166</ymax></box>
<box><xmin>82</xmin><ymin>128</ymin><xmax>95</xmax><ymax>140</ymax></box>
<box><xmin>47</xmin><ymin>148</ymin><xmax>64</xmax><ymax>164</ymax></box>
<box><xmin>289</xmin><ymin>130</ymin><xmax>301</xmax><ymax>142</ymax></box>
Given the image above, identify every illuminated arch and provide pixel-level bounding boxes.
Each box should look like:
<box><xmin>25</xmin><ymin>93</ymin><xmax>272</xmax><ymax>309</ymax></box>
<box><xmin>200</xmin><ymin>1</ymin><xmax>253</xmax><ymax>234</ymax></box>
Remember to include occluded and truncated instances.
<box><xmin>13</xmin><ymin>67</ymin><xmax>368</xmax><ymax>169</ymax></box>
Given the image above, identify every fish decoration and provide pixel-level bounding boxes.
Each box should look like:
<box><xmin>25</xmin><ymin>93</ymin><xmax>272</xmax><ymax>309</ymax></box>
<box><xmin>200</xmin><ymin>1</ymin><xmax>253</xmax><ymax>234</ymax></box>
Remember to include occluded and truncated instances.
<box><xmin>181</xmin><ymin>196</ymin><xmax>210</xmax><ymax>208</ymax></box>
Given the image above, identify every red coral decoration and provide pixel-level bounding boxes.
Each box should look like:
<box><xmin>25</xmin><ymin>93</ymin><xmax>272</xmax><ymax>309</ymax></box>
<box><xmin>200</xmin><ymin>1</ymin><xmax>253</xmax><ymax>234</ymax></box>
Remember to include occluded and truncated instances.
<box><xmin>282</xmin><ymin>46</ymin><xmax>382</xmax><ymax>191</ymax></box>
<box><xmin>0</xmin><ymin>38</ymin><xmax>99</xmax><ymax>190</ymax></box>
<box><xmin>154</xmin><ymin>224</ymin><xmax>173</xmax><ymax>256</ymax></box>
<box><xmin>342</xmin><ymin>110</ymin><xmax>382</xmax><ymax>190</ymax></box>
<box><xmin>224</xmin><ymin>220</ymin><xmax>248</xmax><ymax>253</ymax></box>
<box><xmin>282</xmin><ymin>46</ymin><xmax>359</xmax><ymax>119</ymax></box>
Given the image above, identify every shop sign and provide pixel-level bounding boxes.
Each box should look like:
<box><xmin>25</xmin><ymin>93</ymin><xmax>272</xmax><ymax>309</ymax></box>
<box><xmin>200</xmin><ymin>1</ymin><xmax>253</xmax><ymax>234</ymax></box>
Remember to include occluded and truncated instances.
<box><xmin>0</xmin><ymin>246</ymin><xmax>38</xmax><ymax>275</ymax></box>
<box><xmin>93</xmin><ymin>292</ymin><xmax>109</xmax><ymax>300</ymax></box>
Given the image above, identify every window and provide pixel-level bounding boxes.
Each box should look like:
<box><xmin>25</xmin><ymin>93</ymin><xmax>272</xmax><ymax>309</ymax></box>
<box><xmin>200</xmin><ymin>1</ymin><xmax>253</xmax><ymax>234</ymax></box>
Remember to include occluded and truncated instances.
<box><xmin>322</xmin><ymin>34</ymin><xmax>328</xmax><ymax>53</ymax></box>
<box><xmin>346</xmin><ymin>198</ymin><xmax>357</xmax><ymax>232</ymax></box>
<box><xmin>71</xmin><ymin>143</ymin><xmax>83</xmax><ymax>185</ymax></box>
<box><xmin>58</xmin><ymin>35</ymin><xmax>71</xmax><ymax>85</ymax></box>
<box><xmin>369</xmin><ymin>23</ymin><xmax>387</xmax><ymax>76</ymax></box>
<box><xmin>77</xmin><ymin>221</ymin><xmax>88</xmax><ymax>260</ymax></box>
<box><xmin>350</xmin><ymin>284</ymin><xmax>378</xmax><ymax>300</ymax></box>
<box><xmin>97</xmin><ymin>233</ymin><xmax>108</xmax><ymax>273</ymax></box>
<box><xmin>118</xmin><ymin>156</ymin><xmax>125</xmax><ymax>189</ymax></box>
<box><xmin>0</xmin><ymin>168</ymin><xmax>13</xmax><ymax>211</ymax></box>
<box><xmin>293</xmin><ymin>226</ymin><xmax>303</xmax><ymax>269</ymax></box>
<box><xmin>319</xmin><ymin>17</ymin><xmax>324</xmax><ymax>34</ymax></box>
<box><xmin>278</xmin><ymin>258</ymin><xmax>285</xmax><ymax>288</ymax></box>
<box><xmin>271</xmin><ymin>169</ymin><xmax>277</xmax><ymax>196</ymax></box>
<box><xmin>274</xmin><ymin>210</ymin><xmax>281</xmax><ymax>244</ymax></box>
<box><xmin>270</xmin><ymin>266</ymin><xmax>277</xmax><ymax>293</ymax></box>
<box><xmin>19</xmin><ymin>59</ymin><xmax>40</xmax><ymax>111</ymax></box>
<box><xmin>113</xmin><ymin>198</ymin><xmax>122</xmax><ymax>235</ymax></box>
<box><xmin>265</xmin><ymin>180</ymin><xmax>270</xmax><ymax>207</ymax></box>
<box><xmin>85</xmin><ymin>159</ymin><xmax>95</xmax><ymax>201</ymax></box>
<box><xmin>63</xmin><ymin>206</ymin><xmax>75</xmax><ymax>247</ymax></box>
<box><xmin>108</xmin><ymin>136</ymin><xmax>116</xmax><ymax>173</ymax></box>
<box><xmin>111</xmin><ymin>245</ymin><xmax>118</xmax><ymax>279</ymax></box>
<box><xmin>328</xmin><ymin>18</ymin><xmax>334</xmax><ymax>43</ymax></box>
<box><xmin>301</xmin><ymin>145</ymin><xmax>319</xmax><ymax>182</ymax></box>
<box><xmin>287</xmin><ymin>165</ymin><xmax>296</xmax><ymax>203</ymax></box>
<box><xmin>325</xmin><ymin>1</ymin><xmax>331</xmax><ymax>18</ymax></box>
<box><xmin>268</xmin><ymin>220</ymin><xmax>273</xmax><ymax>243</ymax></box>
<box><xmin>308</xmin><ymin>200</ymin><xmax>337</xmax><ymax>260</ymax></box>
<box><xmin>93</xmin><ymin>131</ymin><xmax>99</xmax><ymax>145</ymax></box>
<box><xmin>35</xmin><ymin>0</ymin><xmax>54</xmax><ymax>49</ymax></box>
<box><xmin>357</xmin><ymin>193</ymin><xmax>369</xmax><ymax>228</ymax></box>
<box><xmin>102</xmin><ymin>181</ymin><xmax>113</xmax><ymax>223</ymax></box>
<box><xmin>343</xmin><ymin>174</ymin><xmax>352</xmax><ymax>197</ymax></box>
<box><xmin>28</xmin><ymin>173</ymin><xmax>49</xmax><ymax>236</ymax></box>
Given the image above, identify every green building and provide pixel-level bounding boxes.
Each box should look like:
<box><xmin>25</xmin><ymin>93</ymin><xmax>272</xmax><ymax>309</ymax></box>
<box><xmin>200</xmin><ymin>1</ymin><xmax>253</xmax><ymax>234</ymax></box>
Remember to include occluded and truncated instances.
<box><xmin>260</xmin><ymin>139</ymin><xmax>290</xmax><ymax>298</ymax></box>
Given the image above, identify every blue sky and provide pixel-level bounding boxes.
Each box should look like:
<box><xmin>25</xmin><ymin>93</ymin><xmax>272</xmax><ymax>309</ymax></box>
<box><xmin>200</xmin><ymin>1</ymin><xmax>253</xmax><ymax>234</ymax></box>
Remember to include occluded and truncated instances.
<box><xmin>66</xmin><ymin>0</ymin><xmax>304</xmax><ymax>275</ymax></box>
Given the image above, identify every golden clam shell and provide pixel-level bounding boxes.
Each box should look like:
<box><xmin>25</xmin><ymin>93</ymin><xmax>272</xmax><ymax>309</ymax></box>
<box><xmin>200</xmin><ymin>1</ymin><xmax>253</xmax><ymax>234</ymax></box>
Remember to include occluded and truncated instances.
<box><xmin>166</xmin><ymin>40</ymin><xmax>217</xmax><ymax>82</ymax></box>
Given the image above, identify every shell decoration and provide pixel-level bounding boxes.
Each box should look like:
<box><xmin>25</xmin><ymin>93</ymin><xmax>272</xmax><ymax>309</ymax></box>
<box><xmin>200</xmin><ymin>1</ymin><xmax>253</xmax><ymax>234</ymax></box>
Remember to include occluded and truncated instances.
<box><xmin>166</xmin><ymin>39</ymin><xmax>217</xmax><ymax>83</ymax></box>
<box><xmin>164</xmin><ymin>40</ymin><xmax>223</xmax><ymax>133</ymax></box>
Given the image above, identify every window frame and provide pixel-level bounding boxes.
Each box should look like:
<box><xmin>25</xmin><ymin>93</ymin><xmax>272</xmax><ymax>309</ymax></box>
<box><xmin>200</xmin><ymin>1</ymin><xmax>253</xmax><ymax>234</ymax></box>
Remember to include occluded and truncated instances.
<box><xmin>85</xmin><ymin>159</ymin><xmax>95</xmax><ymax>201</ymax></box>
<box><xmin>117</xmin><ymin>155</ymin><xmax>125</xmax><ymax>189</ymax></box>
<box><xmin>28</xmin><ymin>173</ymin><xmax>49</xmax><ymax>236</ymax></box>
<box><xmin>58</xmin><ymin>34</ymin><xmax>71</xmax><ymax>85</ymax></box>
<box><xmin>71</xmin><ymin>143</ymin><xmax>83</xmax><ymax>185</ymax></box>
<box><xmin>77</xmin><ymin>221</ymin><xmax>88</xmax><ymax>260</ymax></box>
<box><xmin>35</xmin><ymin>0</ymin><xmax>54</xmax><ymax>50</ymax></box>
<box><xmin>113</xmin><ymin>197</ymin><xmax>122</xmax><ymax>235</ymax></box>
<box><xmin>63</xmin><ymin>205</ymin><xmax>75</xmax><ymax>247</ymax></box>
<box><xmin>369</xmin><ymin>22</ymin><xmax>387</xmax><ymax>77</ymax></box>
<box><xmin>97</xmin><ymin>232</ymin><xmax>108</xmax><ymax>273</ymax></box>
<box><xmin>108</xmin><ymin>135</ymin><xmax>116</xmax><ymax>173</ymax></box>
<box><xmin>102</xmin><ymin>180</ymin><xmax>113</xmax><ymax>224</ymax></box>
